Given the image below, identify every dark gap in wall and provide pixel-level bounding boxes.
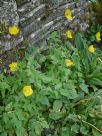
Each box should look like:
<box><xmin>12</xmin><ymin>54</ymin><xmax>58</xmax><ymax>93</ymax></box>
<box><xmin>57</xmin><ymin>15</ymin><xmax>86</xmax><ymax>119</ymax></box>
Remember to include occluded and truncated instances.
<box><xmin>15</xmin><ymin>0</ymin><xmax>30</xmax><ymax>7</ymax></box>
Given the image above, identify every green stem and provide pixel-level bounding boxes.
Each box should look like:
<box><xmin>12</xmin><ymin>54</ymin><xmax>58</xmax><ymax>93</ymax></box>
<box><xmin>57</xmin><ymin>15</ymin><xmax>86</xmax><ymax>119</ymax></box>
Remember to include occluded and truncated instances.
<box><xmin>82</xmin><ymin>119</ymin><xmax>102</xmax><ymax>134</ymax></box>
<box><xmin>72</xmin><ymin>97</ymin><xmax>93</xmax><ymax>107</ymax></box>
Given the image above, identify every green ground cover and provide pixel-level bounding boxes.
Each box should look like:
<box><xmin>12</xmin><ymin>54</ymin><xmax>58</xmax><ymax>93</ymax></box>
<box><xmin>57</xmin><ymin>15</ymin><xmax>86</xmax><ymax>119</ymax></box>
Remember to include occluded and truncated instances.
<box><xmin>0</xmin><ymin>31</ymin><xmax>102</xmax><ymax>136</ymax></box>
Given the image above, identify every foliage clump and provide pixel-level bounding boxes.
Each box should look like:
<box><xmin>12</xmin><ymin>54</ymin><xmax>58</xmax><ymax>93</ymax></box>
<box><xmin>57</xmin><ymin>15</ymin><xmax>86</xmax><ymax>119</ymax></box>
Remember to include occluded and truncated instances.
<box><xmin>0</xmin><ymin>31</ymin><xmax>102</xmax><ymax>136</ymax></box>
<box><xmin>91</xmin><ymin>0</ymin><xmax>102</xmax><ymax>25</ymax></box>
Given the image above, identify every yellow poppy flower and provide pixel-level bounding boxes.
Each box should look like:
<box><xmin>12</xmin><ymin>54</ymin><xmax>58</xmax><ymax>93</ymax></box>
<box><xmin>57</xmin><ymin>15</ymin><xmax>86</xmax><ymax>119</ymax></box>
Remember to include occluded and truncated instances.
<box><xmin>65</xmin><ymin>9</ymin><xmax>72</xmax><ymax>20</ymax></box>
<box><xmin>8</xmin><ymin>25</ymin><xmax>20</xmax><ymax>35</ymax></box>
<box><xmin>66</xmin><ymin>30</ymin><xmax>73</xmax><ymax>39</ymax></box>
<box><xmin>23</xmin><ymin>85</ymin><xmax>33</xmax><ymax>97</ymax></box>
<box><xmin>9</xmin><ymin>62</ymin><xmax>18</xmax><ymax>72</ymax></box>
<box><xmin>65</xmin><ymin>59</ymin><xmax>74</xmax><ymax>67</ymax></box>
<box><xmin>88</xmin><ymin>45</ymin><xmax>95</xmax><ymax>53</ymax></box>
<box><xmin>96</xmin><ymin>32</ymin><xmax>101</xmax><ymax>41</ymax></box>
